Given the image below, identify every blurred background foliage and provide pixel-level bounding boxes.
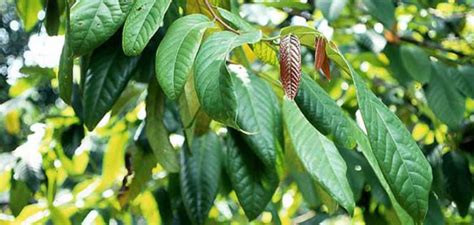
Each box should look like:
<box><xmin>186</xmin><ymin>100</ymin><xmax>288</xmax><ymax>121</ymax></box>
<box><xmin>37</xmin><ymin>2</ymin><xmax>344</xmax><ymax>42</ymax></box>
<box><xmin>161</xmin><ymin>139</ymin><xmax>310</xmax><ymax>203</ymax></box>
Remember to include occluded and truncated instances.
<box><xmin>0</xmin><ymin>0</ymin><xmax>473</xmax><ymax>224</ymax></box>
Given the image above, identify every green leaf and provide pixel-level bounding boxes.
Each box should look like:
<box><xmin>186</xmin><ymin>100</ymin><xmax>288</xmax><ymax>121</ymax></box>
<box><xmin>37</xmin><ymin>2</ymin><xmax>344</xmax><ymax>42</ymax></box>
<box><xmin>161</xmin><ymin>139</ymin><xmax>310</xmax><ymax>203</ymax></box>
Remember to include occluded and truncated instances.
<box><xmin>425</xmin><ymin>63</ymin><xmax>465</xmax><ymax>129</ymax></box>
<box><xmin>451</xmin><ymin>65</ymin><xmax>474</xmax><ymax>98</ymax></box>
<box><xmin>316</xmin><ymin>0</ymin><xmax>348</xmax><ymax>22</ymax></box>
<box><xmin>122</xmin><ymin>0</ymin><xmax>172</xmax><ymax>56</ymax></box>
<box><xmin>145</xmin><ymin>80</ymin><xmax>180</xmax><ymax>173</ymax></box>
<box><xmin>233</xmin><ymin>69</ymin><xmax>281</xmax><ymax>167</ymax></box>
<box><xmin>180</xmin><ymin>132</ymin><xmax>222</xmax><ymax>225</ymax></box>
<box><xmin>57</xmin><ymin>44</ymin><xmax>74</xmax><ymax>104</ymax></box>
<box><xmin>83</xmin><ymin>36</ymin><xmax>139</xmax><ymax>130</ymax></box>
<box><xmin>194</xmin><ymin>31</ymin><xmax>262</xmax><ymax>127</ymax></box>
<box><xmin>361</xmin><ymin>0</ymin><xmax>395</xmax><ymax>28</ymax></box>
<box><xmin>45</xmin><ymin>0</ymin><xmax>61</xmax><ymax>36</ymax></box>
<box><xmin>217</xmin><ymin>7</ymin><xmax>256</xmax><ymax>32</ymax></box>
<box><xmin>16</xmin><ymin>0</ymin><xmax>42</xmax><ymax>32</ymax></box>
<box><xmin>58</xmin><ymin>0</ymin><xmax>73</xmax><ymax>104</ymax></box>
<box><xmin>252</xmin><ymin>41</ymin><xmax>279</xmax><ymax>66</ymax></box>
<box><xmin>283</xmin><ymin>98</ymin><xmax>355</xmax><ymax>214</ymax></box>
<box><xmin>155</xmin><ymin>14</ymin><xmax>214</xmax><ymax>100</ymax></box>
<box><xmin>400</xmin><ymin>45</ymin><xmax>432</xmax><ymax>83</ymax></box>
<box><xmin>295</xmin><ymin>74</ymin><xmax>357</xmax><ymax>149</ymax></box>
<box><xmin>280</xmin><ymin>26</ymin><xmax>320</xmax><ymax>48</ymax></box>
<box><xmin>9</xmin><ymin>178</ymin><xmax>33</xmax><ymax>216</ymax></box>
<box><xmin>226</xmin><ymin>130</ymin><xmax>279</xmax><ymax>220</ymax></box>
<box><xmin>70</xmin><ymin>0</ymin><xmax>133</xmax><ymax>56</ymax></box>
<box><xmin>424</xmin><ymin>193</ymin><xmax>444</xmax><ymax>225</ymax></box>
<box><xmin>442</xmin><ymin>151</ymin><xmax>472</xmax><ymax>217</ymax></box>
<box><xmin>352</xmin><ymin>71</ymin><xmax>432</xmax><ymax>222</ymax></box>
<box><xmin>384</xmin><ymin>44</ymin><xmax>413</xmax><ymax>85</ymax></box>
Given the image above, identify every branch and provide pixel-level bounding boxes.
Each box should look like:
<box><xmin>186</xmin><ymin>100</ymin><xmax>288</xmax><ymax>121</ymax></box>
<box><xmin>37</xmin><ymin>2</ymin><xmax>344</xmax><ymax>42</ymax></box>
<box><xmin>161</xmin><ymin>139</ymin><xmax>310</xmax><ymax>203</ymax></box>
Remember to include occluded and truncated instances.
<box><xmin>204</xmin><ymin>0</ymin><xmax>239</xmax><ymax>34</ymax></box>
<box><xmin>399</xmin><ymin>36</ymin><xmax>468</xmax><ymax>58</ymax></box>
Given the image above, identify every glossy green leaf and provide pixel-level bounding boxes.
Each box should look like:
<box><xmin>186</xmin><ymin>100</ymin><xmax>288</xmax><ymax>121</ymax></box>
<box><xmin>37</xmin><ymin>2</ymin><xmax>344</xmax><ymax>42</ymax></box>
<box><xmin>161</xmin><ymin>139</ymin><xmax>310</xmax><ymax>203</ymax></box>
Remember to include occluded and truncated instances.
<box><xmin>217</xmin><ymin>7</ymin><xmax>256</xmax><ymax>32</ymax></box>
<box><xmin>361</xmin><ymin>0</ymin><xmax>395</xmax><ymax>28</ymax></box>
<box><xmin>155</xmin><ymin>14</ymin><xmax>214</xmax><ymax>100</ymax></box>
<box><xmin>425</xmin><ymin>63</ymin><xmax>465</xmax><ymax>129</ymax></box>
<box><xmin>83</xmin><ymin>37</ymin><xmax>139</xmax><ymax>130</ymax></box>
<box><xmin>226</xmin><ymin>130</ymin><xmax>278</xmax><ymax>220</ymax></box>
<box><xmin>145</xmin><ymin>80</ymin><xmax>180</xmax><ymax>173</ymax></box>
<box><xmin>70</xmin><ymin>0</ymin><xmax>133</xmax><ymax>56</ymax></box>
<box><xmin>442</xmin><ymin>151</ymin><xmax>472</xmax><ymax>217</ymax></box>
<box><xmin>16</xmin><ymin>0</ymin><xmax>42</xmax><ymax>32</ymax></box>
<box><xmin>123</xmin><ymin>0</ymin><xmax>172</xmax><ymax>56</ymax></box>
<box><xmin>180</xmin><ymin>132</ymin><xmax>222</xmax><ymax>225</ymax></box>
<box><xmin>295</xmin><ymin>74</ymin><xmax>357</xmax><ymax>149</ymax></box>
<box><xmin>400</xmin><ymin>45</ymin><xmax>432</xmax><ymax>83</ymax></box>
<box><xmin>283</xmin><ymin>98</ymin><xmax>355</xmax><ymax>214</ymax></box>
<box><xmin>233</xmin><ymin>68</ymin><xmax>281</xmax><ymax>167</ymax></box>
<box><xmin>352</xmin><ymin>71</ymin><xmax>432</xmax><ymax>222</ymax></box>
<box><xmin>194</xmin><ymin>31</ymin><xmax>262</xmax><ymax>127</ymax></box>
<box><xmin>45</xmin><ymin>0</ymin><xmax>61</xmax><ymax>36</ymax></box>
<box><xmin>58</xmin><ymin>39</ymin><xmax>74</xmax><ymax>104</ymax></box>
<box><xmin>316</xmin><ymin>0</ymin><xmax>348</xmax><ymax>22</ymax></box>
<box><xmin>58</xmin><ymin>0</ymin><xmax>73</xmax><ymax>104</ymax></box>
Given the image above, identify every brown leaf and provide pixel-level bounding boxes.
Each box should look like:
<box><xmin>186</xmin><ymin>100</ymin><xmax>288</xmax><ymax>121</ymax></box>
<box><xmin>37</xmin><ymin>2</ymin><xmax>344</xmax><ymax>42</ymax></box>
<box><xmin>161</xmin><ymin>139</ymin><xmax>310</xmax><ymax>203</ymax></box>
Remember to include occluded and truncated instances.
<box><xmin>314</xmin><ymin>36</ymin><xmax>331</xmax><ymax>80</ymax></box>
<box><xmin>279</xmin><ymin>34</ymin><xmax>301</xmax><ymax>100</ymax></box>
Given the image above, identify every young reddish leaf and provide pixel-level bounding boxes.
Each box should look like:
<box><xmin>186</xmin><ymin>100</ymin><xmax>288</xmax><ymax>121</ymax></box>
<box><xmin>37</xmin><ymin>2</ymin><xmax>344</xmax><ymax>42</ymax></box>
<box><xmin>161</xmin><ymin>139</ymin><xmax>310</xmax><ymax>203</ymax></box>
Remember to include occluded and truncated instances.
<box><xmin>279</xmin><ymin>34</ymin><xmax>302</xmax><ymax>99</ymax></box>
<box><xmin>314</xmin><ymin>36</ymin><xmax>331</xmax><ymax>80</ymax></box>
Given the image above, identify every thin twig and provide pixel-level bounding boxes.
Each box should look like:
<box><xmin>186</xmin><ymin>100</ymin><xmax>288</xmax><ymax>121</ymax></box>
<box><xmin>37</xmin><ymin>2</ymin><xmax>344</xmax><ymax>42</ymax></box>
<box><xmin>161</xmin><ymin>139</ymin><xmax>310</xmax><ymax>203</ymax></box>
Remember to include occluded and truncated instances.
<box><xmin>204</xmin><ymin>0</ymin><xmax>239</xmax><ymax>34</ymax></box>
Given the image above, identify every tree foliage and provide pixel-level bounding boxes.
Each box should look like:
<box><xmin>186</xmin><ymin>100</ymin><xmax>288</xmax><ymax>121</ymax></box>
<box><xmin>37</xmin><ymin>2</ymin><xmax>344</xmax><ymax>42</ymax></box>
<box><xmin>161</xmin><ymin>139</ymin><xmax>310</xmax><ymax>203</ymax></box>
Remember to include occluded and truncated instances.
<box><xmin>1</xmin><ymin>0</ymin><xmax>474</xmax><ymax>224</ymax></box>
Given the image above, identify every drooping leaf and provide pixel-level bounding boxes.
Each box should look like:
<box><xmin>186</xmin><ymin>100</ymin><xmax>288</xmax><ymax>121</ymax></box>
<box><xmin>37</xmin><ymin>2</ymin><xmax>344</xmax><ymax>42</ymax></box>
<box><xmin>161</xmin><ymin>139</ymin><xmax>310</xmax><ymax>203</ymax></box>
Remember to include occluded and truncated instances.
<box><xmin>70</xmin><ymin>0</ymin><xmax>133</xmax><ymax>56</ymax></box>
<box><xmin>314</xmin><ymin>36</ymin><xmax>331</xmax><ymax>80</ymax></box>
<box><xmin>83</xmin><ymin>36</ymin><xmax>139</xmax><ymax>130</ymax></box>
<box><xmin>280</xmin><ymin>34</ymin><xmax>302</xmax><ymax>100</ymax></box>
<box><xmin>352</xmin><ymin>70</ymin><xmax>432</xmax><ymax>222</ymax></box>
<box><xmin>425</xmin><ymin>63</ymin><xmax>465</xmax><ymax>130</ymax></box>
<box><xmin>180</xmin><ymin>132</ymin><xmax>222</xmax><ymax>225</ymax></box>
<box><xmin>442</xmin><ymin>151</ymin><xmax>472</xmax><ymax>217</ymax></box>
<box><xmin>316</xmin><ymin>0</ymin><xmax>348</xmax><ymax>22</ymax></box>
<box><xmin>122</xmin><ymin>0</ymin><xmax>172</xmax><ymax>56</ymax></box>
<box><xmin>45</xmin><ymin>0</ymin><xmax>61</xmax><ymax>36</ymax></box>
<box><xmin>232</xmin><ymin>68</ymin><xmax>281</xmax><ymax>167</ymax></box>
<box><xmin>60</xmin><ymin>124</ymin><xmax>85</xmax><ymax>159</ymax></box>
<box><xmin>15</xmin><ymin>0</ymin><xmax>42</xmax><ymax>32</ymax></box>
<box><xmin>294</xmin><ymin>74</ymin><xmax>357</xmax><ymax>149</ymax></box>
<box><xmin>155</xmin><ymin>14</ymin><xmax>214</xmax><ymax>100</ymax></box>
<box><xmin>283</xmin><ymin>98</ymin><xmax>355</xmax><ymax>214</ymax></box>
<box><xmin>145</xmin><ymin>80</ymin><xmax>180</xmax><ymax>173</ymax></box>
<box><xmin>400</xmin><ymin>45</ymin><xmax>432</xmax><ymax>83</ymax></box>
<box><xmin>361</xmin><ymin>0</ymin><xmax>395</xmax><ymax>28</ymax></box>
<box><xmin>58</xmin><ymin>0</ymin><xmax>73</xmax><ymax>104</ymax></box>
<box><xmin>424</xmin><ymin>193</ymin><xmax>444</xmax><ymax>225</ymax></box>
<box><xmin>9</xmin><ymin>178</ymin><xmax>33</xmax><ymax>216</ymax></box>
<box><xmin>194</xmin><ymin>31</ymin><xmax>262</xmax><ymax>127</ymax></box>
<box><xmin>225</xmin><ymin>130</ymin><xmax>279</xmax><ymax>220</ymax></box>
